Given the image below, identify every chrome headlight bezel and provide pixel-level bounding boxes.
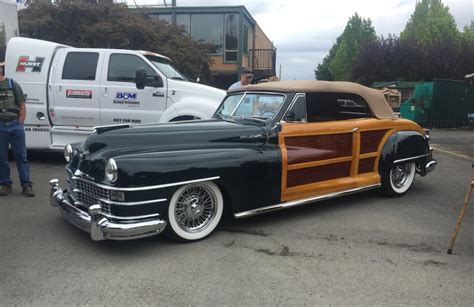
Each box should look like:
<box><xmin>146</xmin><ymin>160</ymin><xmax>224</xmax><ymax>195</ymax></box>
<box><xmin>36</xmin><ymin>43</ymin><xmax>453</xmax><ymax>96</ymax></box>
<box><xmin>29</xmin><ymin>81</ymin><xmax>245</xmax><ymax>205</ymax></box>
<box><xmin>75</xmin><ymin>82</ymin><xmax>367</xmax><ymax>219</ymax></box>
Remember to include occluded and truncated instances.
<box><xmin>105</xmin><ymin>158</ymin><xmax>118</xmax><ymax>183</ymax></box>
<box><xmin>64</xmin><ymin>144</ymin><xmax>74</xmax><ymax>162</ymax></box>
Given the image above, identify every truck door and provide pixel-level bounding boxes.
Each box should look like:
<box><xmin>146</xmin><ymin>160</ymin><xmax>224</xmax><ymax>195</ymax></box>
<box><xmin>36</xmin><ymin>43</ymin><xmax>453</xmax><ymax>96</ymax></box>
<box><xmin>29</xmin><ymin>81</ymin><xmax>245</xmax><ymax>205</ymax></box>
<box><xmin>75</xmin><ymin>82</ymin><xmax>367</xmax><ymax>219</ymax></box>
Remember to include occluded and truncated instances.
<box><xmin>99</xmin><ymin>51</ymin><xmax>167</xmax><ymax>126</ymax></box>
<box><xmin>49</xmin><ymin>49</ymin><xmax>103</xmax><ymax>127</ymax></box>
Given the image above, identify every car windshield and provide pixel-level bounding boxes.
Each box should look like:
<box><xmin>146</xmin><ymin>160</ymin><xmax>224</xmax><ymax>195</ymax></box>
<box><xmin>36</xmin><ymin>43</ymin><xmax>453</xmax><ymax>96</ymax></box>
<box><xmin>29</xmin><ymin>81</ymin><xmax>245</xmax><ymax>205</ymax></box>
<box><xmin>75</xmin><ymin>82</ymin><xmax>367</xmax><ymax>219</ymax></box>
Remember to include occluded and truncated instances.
<box><xmin>145</xmin><ymin>55</ymin><xmax>187</xmax><ymax>80</ymax></box>
<box><xmin>215</xmin><ymin>93</ymin><xmax>286</xmax><ymax>121</ymax></box>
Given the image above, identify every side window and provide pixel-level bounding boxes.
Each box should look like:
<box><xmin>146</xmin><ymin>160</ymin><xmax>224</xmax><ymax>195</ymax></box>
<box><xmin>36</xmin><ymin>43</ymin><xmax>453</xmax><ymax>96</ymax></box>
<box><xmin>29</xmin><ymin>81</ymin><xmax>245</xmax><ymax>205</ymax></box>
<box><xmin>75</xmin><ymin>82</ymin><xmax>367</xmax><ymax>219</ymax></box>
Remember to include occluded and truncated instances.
<box><xmin>284</xmin><ymin>95</ymin><xmax>307</xmax><ymax>122</ymax></box>
<box><xmin>108</xmin><ymin>54</ymin><xmax>156</xmax><ymax>83</ymax></box>
<box><xmin>306</xmin><ymin>92</ymin><xmax>372</xmax><ymax>122</ymax></box>
<box><xmin>62</xmin><ymin>52</ymin><xmax>99</xmax><ymax>81</ymax></box>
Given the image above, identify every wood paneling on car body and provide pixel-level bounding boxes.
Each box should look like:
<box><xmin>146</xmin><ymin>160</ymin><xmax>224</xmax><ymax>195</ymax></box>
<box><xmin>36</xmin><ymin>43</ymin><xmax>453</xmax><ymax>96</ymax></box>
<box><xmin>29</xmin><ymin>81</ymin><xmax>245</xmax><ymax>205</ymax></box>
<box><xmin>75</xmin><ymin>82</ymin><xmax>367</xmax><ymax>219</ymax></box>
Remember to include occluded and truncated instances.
<box><xmin>279</xmin><ymin>119</ymin><xmax>425</xmax><ymax>202</ymax></box>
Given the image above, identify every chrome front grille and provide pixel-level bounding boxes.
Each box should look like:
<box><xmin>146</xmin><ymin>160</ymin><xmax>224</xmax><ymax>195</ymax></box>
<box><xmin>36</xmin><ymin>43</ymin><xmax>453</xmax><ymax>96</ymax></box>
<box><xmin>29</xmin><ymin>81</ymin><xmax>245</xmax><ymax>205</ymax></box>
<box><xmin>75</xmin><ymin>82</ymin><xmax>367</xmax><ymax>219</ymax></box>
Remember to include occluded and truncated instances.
<box><xmin>66</xmin><ymin>169</ymin><xmax>111</xmax><ymax>215</ymax></box>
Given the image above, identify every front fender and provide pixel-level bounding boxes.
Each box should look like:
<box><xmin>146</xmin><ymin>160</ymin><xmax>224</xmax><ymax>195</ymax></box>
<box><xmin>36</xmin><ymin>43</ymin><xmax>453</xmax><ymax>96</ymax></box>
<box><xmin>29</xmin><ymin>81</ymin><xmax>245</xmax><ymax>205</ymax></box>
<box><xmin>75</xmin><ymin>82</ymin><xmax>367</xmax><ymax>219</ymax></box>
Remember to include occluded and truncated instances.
<box><xmin>379</xmin><ymin>130</ymin><xmax>431</xmax><ymax>174</ymax></box>
<box><xmin>160</xmin><ymin>97</ymin><xmax>222</xmax><ymax>122</ymax></box>
<box><xmin>114</xmin><ymin>147</ymin><xmax>281</xmax><ymax>213</ymax></box>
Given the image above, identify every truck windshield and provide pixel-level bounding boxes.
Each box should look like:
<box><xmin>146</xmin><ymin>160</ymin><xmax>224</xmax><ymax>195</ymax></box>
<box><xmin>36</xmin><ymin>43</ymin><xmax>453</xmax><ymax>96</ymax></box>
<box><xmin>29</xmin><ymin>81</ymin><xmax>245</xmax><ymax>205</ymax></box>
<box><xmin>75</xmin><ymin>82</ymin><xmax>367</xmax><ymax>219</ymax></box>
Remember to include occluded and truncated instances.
<box><xmin>145</xmin><ymin>55</ymin><xmax>187</xmax><ymax>80</ymax></box>
<box><xmin>215</xmin><ymin>93</ymin><xmax>286</xmax><ymax>121</ymax></box>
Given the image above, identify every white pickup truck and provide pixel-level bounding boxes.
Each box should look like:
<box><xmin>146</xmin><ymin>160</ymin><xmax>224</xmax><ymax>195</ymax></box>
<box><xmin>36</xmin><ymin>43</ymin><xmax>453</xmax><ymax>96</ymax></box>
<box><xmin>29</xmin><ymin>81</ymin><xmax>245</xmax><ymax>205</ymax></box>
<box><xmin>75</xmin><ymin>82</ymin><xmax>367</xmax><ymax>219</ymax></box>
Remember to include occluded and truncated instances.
<box><xmin>4</xmin><ymin>37</ymin><xmax>226</xmax><ymax>150</ymax></box>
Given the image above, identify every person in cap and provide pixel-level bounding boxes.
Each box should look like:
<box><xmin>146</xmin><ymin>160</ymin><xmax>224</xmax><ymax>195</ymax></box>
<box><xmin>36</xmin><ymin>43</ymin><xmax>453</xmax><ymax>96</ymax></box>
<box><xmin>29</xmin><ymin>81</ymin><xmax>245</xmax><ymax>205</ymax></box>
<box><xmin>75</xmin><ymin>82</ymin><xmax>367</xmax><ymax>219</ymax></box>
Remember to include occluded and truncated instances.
<box><xmin>0</xmin><ymin>61</ymin><xmax>34</xmax><ymax>197</ymax></box>
<box><xmin>228</xmin><ymin>67</ymin><xmax>253</xmax><ymax>91</ymax></box>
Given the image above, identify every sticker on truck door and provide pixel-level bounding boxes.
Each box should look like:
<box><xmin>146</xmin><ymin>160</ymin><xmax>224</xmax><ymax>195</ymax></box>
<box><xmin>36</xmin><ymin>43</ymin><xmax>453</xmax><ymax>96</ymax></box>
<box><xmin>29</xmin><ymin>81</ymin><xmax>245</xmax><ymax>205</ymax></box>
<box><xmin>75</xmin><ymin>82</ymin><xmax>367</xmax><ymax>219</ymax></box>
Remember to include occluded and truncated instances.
<box><xmin>66</xmin><ymin>89</ymin><xmax>92</xmax><ymax>99</ymax></box>
<box><xmin>16</xmin><ymin>56</ymin><xmax>45</xmax><ymax>73</ymax></box>
<box><xmin>113</xmin><ymin>92</ymin><xmax>140</xmax><ymax>107</ymax></box>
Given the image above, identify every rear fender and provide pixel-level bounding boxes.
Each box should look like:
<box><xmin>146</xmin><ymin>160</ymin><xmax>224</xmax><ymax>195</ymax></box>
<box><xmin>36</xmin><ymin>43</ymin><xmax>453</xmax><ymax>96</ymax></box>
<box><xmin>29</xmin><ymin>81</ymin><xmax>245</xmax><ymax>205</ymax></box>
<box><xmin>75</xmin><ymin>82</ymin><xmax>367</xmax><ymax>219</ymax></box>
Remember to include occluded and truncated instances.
<box><xmin>379</xmin><ymin>131</ymin><xmax>431</xmax><ymax>175</ymax></box>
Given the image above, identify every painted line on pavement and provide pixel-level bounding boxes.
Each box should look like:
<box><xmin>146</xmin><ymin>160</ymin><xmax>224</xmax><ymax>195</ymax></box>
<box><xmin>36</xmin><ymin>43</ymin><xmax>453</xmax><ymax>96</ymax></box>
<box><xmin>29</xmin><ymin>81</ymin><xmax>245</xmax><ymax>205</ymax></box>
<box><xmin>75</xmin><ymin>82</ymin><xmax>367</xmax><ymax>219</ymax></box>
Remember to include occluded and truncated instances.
<box><xmin>431</xmin><ymin>147</ymin><xmax>473</xmax><ymax>161</ymax></box>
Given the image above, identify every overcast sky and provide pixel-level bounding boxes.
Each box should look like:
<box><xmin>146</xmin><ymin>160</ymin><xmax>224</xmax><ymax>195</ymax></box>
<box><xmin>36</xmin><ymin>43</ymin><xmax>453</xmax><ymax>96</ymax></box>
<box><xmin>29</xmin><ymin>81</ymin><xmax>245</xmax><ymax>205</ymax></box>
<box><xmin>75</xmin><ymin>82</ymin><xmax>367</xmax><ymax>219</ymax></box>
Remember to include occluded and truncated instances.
<box><xmin>128</xmin><ymin>0</ymin><xmax>473</xmax><ymax>80</ymax></box>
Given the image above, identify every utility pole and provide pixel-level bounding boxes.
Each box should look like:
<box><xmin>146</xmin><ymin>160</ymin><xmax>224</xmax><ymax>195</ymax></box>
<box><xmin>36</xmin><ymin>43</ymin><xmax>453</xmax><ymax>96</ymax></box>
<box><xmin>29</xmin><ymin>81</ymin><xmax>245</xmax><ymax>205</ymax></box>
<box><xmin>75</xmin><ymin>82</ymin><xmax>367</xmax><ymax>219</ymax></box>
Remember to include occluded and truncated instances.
<box><xmin>278</xmin><ymin>64</ymin><xmax>281</xmax><ymax>80</ymax></box>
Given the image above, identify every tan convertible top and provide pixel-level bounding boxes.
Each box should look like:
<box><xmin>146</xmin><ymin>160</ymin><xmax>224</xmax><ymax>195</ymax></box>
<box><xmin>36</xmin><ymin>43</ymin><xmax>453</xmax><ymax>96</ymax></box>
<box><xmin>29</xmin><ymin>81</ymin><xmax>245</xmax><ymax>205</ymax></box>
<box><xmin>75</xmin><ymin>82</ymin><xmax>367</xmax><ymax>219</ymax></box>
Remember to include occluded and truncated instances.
<box><xmin>228</xmin><ymin>80</ymin><xmax>395</xmax><ymax>119</ymax></box>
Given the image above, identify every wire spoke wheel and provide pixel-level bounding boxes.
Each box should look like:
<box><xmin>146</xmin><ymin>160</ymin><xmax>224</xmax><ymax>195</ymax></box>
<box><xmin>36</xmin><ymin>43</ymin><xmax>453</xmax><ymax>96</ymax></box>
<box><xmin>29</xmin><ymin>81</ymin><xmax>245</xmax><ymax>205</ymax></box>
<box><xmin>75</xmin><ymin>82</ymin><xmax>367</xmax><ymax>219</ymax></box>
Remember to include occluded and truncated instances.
<box><xmin>391</xmin><ymin>164</ymin><xmax>412</xmax><ymax>189</ymax></box>
<box><xmin>168</xmin><ymin>181</ymin><xmax>223</xmax><ymax>241</ymax></box>
<box><xmin>384</xmin><ymin>161</ymin><xmax>416</xmax><ymax>196</ymax></box>
<box><xmin>175</xmin><ymin>185</ymin><xmax>216</xmax><ymax>233</ymax></box>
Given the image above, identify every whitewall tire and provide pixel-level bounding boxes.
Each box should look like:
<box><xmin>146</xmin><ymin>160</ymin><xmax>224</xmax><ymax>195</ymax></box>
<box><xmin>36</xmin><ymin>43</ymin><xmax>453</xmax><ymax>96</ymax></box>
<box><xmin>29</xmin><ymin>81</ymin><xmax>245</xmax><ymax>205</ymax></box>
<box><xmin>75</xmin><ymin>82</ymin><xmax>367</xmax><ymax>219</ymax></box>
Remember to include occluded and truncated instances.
<box><xmin>167</xmin><ymin>181</ymin><xmax>223</xmax><ymax>242</ymax></box>
<box><xmin>382</xmin><ymin>162</ymin><xmax>416</xmax><ymax>196</ymax></box>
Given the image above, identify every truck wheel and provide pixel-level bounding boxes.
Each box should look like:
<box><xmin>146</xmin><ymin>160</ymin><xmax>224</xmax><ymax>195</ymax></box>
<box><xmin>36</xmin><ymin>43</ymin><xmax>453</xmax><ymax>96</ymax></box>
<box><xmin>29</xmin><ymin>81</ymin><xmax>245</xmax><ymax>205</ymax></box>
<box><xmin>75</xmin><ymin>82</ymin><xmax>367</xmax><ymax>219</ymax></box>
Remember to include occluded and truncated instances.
<box><xmin>166</xmin><ymin>181</ymin><xmax>223</xmax><ymax>242</ymax></box>
<box><xmin>170</xmin><ymin>116</ymin><xmax>201</xmax><ymax>121</ymax></box>
<box><xmin>381</xmin><ymin>162</ymin><xmax>416</xmax><ymax>197</ymax></box>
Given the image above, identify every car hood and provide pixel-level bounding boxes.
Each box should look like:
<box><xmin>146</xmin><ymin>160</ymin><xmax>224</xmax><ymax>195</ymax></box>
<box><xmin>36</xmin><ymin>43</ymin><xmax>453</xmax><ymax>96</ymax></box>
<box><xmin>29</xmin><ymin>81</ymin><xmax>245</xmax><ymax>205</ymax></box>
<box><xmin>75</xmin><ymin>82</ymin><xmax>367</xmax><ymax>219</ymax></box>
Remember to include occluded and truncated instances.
<box><xmin>83</xmin><ymin>119</ymin><xmax>267</xmax><ymax>160</ymax></box>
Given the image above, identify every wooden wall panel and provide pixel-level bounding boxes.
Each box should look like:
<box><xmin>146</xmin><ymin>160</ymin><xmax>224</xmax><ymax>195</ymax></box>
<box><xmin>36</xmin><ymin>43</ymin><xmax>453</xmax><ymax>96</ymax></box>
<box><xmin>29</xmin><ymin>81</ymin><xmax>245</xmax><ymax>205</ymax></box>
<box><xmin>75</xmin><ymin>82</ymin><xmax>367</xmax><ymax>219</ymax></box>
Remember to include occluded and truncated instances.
<box><xmin>360</xmin><ymin>130</ymin><xmax>389</xmax><ymax>154</ymax></box>
<box><xmin>286</xmin><ymin>133</ymin><xmax>353</xmax><ymax>165</ymax></box>
<box><xmin>358</xmin><ymin>157</ymin><xmax>376</xmax><ymax>174</ymax></box>
<box><xmin>287</xmin><ymin>161</ymin><xmax>351</xmax><ymax>188</ymax></box>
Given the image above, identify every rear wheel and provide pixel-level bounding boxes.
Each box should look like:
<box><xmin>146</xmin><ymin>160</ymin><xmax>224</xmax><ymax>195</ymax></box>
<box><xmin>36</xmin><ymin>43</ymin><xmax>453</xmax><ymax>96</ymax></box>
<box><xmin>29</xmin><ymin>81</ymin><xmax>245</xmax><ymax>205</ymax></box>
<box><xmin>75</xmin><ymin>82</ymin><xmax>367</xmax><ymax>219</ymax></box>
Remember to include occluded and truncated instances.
<box><xmin>166</xmin><ymin>181</ymin><xmax>223</xmax><ymax>242</ymax></box>
<box><xmin>381</xmin><ymin>162</ymin><xmax>416</xmax><ymax>196</ymax></box>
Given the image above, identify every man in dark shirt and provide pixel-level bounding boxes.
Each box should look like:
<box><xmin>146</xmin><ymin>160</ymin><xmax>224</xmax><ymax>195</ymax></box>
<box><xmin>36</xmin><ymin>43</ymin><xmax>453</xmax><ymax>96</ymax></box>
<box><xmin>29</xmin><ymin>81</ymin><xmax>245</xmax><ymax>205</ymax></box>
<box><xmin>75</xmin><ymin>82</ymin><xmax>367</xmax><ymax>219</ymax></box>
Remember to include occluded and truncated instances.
<box><xmin>0</xmin><ymin>61</ymin><xmax>34</xmax><ymax>197</ymax></box>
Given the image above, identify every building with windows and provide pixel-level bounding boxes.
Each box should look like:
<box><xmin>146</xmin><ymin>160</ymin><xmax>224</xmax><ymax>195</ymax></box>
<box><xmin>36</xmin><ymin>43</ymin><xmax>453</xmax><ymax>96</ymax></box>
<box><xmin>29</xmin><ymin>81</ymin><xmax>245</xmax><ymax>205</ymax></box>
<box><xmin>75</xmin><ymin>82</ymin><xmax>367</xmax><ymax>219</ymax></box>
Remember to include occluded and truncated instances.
<box><xmin>137</xmin><ymin>5</ymin><xmax>276</xmax><ymax>89</ymax></box>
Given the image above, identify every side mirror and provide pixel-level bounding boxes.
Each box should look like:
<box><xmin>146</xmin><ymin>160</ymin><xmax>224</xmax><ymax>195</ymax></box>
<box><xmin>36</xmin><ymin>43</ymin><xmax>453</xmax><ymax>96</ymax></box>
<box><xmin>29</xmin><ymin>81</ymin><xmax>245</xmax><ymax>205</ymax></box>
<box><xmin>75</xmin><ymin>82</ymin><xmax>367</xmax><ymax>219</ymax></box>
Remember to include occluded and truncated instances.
<box><xmin>271</xmin><ymin>122</ymin><xmax>282</xmax><ymax>133</ymax></box>
<box><xmin>135</xmin><ymin>69</ymin><xmax>146</xmax><ymax>90</ymax></box>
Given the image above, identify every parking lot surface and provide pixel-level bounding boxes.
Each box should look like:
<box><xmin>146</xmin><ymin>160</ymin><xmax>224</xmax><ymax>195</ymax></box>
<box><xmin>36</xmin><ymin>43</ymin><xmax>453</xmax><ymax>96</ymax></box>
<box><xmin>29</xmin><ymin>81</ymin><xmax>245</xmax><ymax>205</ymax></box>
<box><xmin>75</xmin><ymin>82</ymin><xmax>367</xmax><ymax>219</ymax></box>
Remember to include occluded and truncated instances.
<box><xmin>1</xmin><ymin>148</ymin><xmax>473</xmax><ymax>305</ymax></box>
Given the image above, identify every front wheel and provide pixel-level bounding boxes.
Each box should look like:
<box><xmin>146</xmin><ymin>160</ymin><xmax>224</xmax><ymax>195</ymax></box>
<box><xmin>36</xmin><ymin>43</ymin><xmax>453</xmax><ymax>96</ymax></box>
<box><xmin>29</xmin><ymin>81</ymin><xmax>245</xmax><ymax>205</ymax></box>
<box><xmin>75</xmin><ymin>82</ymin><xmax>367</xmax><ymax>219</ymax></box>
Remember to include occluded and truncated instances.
<box><xmin>381</xmin><ymin>162</ymin><xmax>416</xmax><ymax>197</ymax></box>
<box><xmin>166</xmin><ymin>181</ymin><xmax>223</xmax><ymax>242</ymax></box>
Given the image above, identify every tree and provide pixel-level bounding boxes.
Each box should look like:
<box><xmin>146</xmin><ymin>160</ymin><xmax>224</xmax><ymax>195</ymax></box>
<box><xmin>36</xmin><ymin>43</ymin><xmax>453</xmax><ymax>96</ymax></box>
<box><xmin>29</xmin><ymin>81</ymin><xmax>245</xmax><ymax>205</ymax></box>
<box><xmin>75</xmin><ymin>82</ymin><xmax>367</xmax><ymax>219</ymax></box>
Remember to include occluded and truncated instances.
<box><xmin>18</xmin><ymin>0</ymin><xmax>215</xmax><ymax>81</ymax></box>
<box><xmin>400</xmin><ymin>0</ymin><xmax>460</xmax><ymax>45</ymax></box>
<box><xmin>315</xmin><ymin>13</ymin><xmax>376</xmax><ymax>81</ymax></box>
<box><xmin>462</xmin><ymin>21</ymin><xmax>474</xmax><ymax>44</ymax></box>
<box><xmin>329</xmin><ymin>14</ymin><xmax>376</xmax><ymax>81</ymax></box>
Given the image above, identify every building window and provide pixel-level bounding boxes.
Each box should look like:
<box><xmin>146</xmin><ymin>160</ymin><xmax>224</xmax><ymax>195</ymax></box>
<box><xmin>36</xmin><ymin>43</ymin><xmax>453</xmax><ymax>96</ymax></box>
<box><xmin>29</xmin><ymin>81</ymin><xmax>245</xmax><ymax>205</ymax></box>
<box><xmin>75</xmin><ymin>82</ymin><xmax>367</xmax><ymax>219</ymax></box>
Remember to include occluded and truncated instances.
<box><xmin>224</xmin><ymin>14</ymin><xmax>239</xmax><ymax>62</ymax></box>
<box><xmin>243</xmin><ymin>25</ymin><xmax>249</xmax><ymax>55</ymax></box>
<box><xmin>191</xmin><ymin>14</ymin><xmax>224</xmax><ymax>54</ymax></box>
<box><xmin>176</xmin><ymin>13</ymin><xmax>191</xmax><ymax>33</ymax></box>
<box><xmin>62</xmin><ymin>52</ymin><xmax>99</xmax><ymax>81</ymax></box>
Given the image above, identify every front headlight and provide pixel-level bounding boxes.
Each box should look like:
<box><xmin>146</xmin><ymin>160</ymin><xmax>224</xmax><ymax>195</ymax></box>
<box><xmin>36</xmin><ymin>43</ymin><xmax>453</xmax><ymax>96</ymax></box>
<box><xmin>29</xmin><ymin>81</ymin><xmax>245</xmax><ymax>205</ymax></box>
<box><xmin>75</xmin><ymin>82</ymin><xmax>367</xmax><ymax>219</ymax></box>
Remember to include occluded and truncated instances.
<box><xmin>64</xmin><ymin>144</ymin><xmax>73</xmax><ymax>162</ymax></box>
<box><xmin>105</xmin><ymin>158</ymin><xmax>118</xmax><ymax>183</ymax></box>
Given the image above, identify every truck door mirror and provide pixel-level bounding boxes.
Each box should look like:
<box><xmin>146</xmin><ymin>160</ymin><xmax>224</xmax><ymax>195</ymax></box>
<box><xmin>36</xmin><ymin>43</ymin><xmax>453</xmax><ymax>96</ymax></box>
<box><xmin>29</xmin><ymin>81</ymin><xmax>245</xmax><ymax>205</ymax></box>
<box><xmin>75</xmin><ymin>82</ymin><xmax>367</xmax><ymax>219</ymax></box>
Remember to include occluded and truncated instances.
<box><xmin>136</xmin><ymin>69</ymin><xmax>147</xmax><ymax>90</ymax></box>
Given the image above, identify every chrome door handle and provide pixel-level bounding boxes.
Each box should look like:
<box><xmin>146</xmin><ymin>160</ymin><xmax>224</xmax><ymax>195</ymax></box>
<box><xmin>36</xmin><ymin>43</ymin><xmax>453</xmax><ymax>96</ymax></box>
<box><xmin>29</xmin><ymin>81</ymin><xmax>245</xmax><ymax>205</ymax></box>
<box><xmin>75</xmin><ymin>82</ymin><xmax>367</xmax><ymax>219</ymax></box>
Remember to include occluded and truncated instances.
<box><xmin>153</xmin><ymin>91</ymin><xmax>165</xmax><ymax>97</ymax></box>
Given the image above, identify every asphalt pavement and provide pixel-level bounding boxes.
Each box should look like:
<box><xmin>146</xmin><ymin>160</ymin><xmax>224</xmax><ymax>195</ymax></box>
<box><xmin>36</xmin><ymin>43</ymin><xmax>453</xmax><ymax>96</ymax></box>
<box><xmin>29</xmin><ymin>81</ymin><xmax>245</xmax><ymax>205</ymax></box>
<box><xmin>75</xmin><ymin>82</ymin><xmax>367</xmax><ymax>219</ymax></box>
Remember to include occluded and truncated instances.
<box><xmin>1</xmin><ymin>142</ymin><xmax>473</xmax><ymax>305</ymax></box>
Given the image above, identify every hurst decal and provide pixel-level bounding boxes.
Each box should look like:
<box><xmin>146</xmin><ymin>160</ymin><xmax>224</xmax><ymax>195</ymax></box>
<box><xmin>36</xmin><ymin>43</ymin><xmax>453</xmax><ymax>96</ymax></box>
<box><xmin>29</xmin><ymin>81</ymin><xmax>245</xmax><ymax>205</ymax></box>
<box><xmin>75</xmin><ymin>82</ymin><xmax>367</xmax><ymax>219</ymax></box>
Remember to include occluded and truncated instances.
<box><xmin>16</xmin><ymin>56</ymin><xmax>45</xmax><ymax>73</ymax></box>
<box><xmin>66</xmin><ymin>89</ymin><xmax>92</xmax><ymax>99</ymax></box>
<box><xmin>113</xmin><ymin>92</ymin><xmax>139</xmax><ymax>106</ymax></box>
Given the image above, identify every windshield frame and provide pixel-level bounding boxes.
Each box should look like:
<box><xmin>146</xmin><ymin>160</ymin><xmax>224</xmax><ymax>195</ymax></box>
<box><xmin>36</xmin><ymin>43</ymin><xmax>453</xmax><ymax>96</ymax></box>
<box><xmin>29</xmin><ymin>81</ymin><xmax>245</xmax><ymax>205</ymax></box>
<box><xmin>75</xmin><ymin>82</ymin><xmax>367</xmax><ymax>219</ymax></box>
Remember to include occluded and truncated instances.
<box><xmin>144</xmin><ymin>55</ymin><xmax>187</xmax><ymax>80</ymax></box>
<box><xmin>214</xmin><ymin>91</ymin><xmax>288</xmax><ymax>124</ymax></box>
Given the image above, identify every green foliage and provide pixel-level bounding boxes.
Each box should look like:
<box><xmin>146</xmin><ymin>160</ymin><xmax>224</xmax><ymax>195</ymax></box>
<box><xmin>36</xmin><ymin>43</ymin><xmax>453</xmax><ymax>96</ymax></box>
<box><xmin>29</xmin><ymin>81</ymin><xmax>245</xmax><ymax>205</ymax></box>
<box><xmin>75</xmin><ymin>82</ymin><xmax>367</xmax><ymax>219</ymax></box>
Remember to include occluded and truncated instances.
<box><xmin>463</xmin><ymin>21</ymin><xmax>474</xmax><ymax>44</ymax></box>
<box><xmin>18</xmin><ymin>0</ymin><xmax>215</xmax><ymax>81</ymax></box>
<box><xmin>400</xmin><ymin>0</ymin><xmax>460</xmax><ymax>45</ymax></box>
<box><xmin>315</xmin><ymin>13</ymin><xmax>376</xmax><ymax>81</ymax></box>
<box><xmin>314</xmin><ymin>49</ymin><xmax>335</xmax><ymax>81</ymax></box>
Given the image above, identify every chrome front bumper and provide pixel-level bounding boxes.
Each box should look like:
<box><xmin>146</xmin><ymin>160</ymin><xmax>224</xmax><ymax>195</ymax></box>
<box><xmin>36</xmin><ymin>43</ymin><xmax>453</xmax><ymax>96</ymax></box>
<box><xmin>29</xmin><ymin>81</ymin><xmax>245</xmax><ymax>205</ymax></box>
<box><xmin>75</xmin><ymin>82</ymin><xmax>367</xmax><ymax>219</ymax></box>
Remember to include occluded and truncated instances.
<box><xmin>49</xmin><ymin>179</ymin><xmax>167</xmax><ymax>241</ymax></box>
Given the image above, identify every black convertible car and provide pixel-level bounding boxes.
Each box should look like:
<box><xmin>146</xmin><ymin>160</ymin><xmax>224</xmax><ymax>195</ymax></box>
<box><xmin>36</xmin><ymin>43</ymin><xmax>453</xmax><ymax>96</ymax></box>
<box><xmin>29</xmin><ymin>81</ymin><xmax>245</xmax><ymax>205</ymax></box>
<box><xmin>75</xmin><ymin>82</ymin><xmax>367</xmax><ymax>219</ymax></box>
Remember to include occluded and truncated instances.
<box><xmin>50</xmin><ymin>80</ymin><xmax>436</xmax><ymax>242</ymax></box>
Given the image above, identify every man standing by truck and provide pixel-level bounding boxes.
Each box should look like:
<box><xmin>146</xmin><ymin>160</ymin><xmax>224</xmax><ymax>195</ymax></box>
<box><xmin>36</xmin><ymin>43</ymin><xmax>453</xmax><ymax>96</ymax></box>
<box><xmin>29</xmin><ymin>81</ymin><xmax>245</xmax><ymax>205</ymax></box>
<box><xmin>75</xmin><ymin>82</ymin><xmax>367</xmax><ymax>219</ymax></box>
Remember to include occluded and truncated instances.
<box><xmin>0</xmin><ymin>61</ymin><xmax>34</xmax><ymax>197</ymax></box>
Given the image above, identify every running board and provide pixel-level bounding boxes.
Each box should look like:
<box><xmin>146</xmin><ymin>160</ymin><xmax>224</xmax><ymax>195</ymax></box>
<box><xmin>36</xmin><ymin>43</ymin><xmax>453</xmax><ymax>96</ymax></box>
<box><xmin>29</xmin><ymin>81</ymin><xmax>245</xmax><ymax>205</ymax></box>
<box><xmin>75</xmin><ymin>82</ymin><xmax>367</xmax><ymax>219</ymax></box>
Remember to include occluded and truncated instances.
<box><xmin>234</xmin><ymin>184</ymin><xmax>381</xmax><ymax>219</ymax></box>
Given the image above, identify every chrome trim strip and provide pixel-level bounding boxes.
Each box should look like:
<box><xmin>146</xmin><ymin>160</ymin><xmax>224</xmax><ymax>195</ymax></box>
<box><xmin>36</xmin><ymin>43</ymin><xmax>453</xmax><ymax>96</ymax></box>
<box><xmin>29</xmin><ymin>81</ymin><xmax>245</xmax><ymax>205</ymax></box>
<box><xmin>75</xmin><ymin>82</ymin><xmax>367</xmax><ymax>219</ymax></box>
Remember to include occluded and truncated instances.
<box><xmin>100</xmin><ymin>212</ymin><xmax>160</xmax><ymax>221</ymax></box>
<box><xmin>69</xmin><ymin>171</ymin><xmax>220</xmax><ymax>191</ymax></box>
<box><xmin>233</xmin><ymin>184</ymin><xmax>381</xmax><ymax>219</ymax></box>
<box><xmin>100</xmin><ymin>198</ymin><xmax>168</xmax><ymax>206</ymax></box>
<box><xmin>393</xmin><ymin>154</ymin><xmax>430</xmax><ymax>164</ymax></box>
